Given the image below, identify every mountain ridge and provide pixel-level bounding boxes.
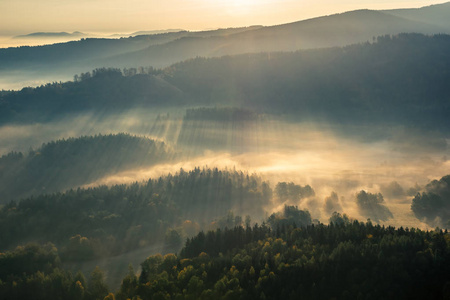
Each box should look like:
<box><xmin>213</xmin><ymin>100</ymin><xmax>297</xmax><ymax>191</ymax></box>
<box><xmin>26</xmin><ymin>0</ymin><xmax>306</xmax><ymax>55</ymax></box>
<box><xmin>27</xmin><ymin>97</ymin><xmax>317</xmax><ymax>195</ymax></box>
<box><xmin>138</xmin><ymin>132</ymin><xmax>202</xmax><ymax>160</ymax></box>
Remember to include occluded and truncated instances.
<box><xmin>1</xmin><ymin>3</ymin><xmax>450</xmax><ymax>90</ymax></box>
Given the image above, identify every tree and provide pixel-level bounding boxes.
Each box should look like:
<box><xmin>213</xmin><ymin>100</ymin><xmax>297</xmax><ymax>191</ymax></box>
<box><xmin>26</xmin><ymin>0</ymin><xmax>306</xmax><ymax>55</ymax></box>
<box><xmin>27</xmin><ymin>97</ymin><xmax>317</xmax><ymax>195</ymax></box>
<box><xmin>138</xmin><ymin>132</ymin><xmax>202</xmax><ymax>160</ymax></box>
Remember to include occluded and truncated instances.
<box><xmin>117</xmin><ymin>265</ymin><xmax>137</xmax><ymax>300</ymax></box>
<box><xmin>356</xmin><ymin>190</ymin><xmax>393</xmax><ymax>222</ymax></box>
<box><xmin>87</xmin><ymin>267</ymin><xmax>109</xmax><ymax>300</ymax></box>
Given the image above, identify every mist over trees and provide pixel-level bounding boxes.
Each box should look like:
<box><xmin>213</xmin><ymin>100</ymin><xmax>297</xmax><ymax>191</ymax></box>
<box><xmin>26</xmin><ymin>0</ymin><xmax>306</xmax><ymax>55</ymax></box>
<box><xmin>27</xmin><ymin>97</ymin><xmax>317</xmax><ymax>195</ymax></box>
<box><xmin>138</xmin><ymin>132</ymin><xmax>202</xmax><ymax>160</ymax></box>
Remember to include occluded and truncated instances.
<box><xmin>380</xmin><ymin>181</ymin><xmax>406</xmax><ymax>199</ymax></box>
<box><xmin>274</xmin><ymin>182</ymin><xmax>315</xmax><ymax>203</ymax></box>
<box><xmin>268</xmin><ymin>205</ymin><xmax>312</xmax><ymax>229</ymax></box>
<box><xmin>356</xmin><ymin>190</ymin><xmax>393</xmax><ymax>222</ymax></box>
<box><xmin>176</xmin><ymin>107</ymin><xmax>262</xmax><ymax>152</ymax></box>
<box><xmin>2</xmin><ymin>2</ymin><xmax>450</xmax><ymax>86</ymax></box>
<box><xmin>0</xmin><ymin>167</ymin><xmax>273</xmax><ymax>256</ymax></box>
<box><xmin>412</xmin><ymin>175</ymin><xmax>450</xmax><ymax>227</ymax></box>
<box><xmin>0</xmin><ymin>133</ymin><xmax>170</xmax><ymax>202</ymax></box>
<box><xmin>323</xmin><ymin>191</ymin><xmax>342</xmax><ymax>214</ymax></box>
<box><xmin>1</xmin><ymin>2</ymin><xmax>450</xmax><ymax>297</ymax></box>
<box><xmin>1</xmin><ymin>34</ymin><xmax>450</xmax><ymax>133</ymax></box>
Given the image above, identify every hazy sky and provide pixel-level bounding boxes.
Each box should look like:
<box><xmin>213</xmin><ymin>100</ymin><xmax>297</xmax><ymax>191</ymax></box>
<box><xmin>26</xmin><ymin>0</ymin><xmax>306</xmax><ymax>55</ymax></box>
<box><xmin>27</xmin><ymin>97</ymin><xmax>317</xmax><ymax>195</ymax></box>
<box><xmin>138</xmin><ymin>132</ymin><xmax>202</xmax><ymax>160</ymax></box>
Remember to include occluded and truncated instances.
<box><xmin>0</xmin><ymin>0</ymin><xmax>446</xmax><ymax>35</ymax></box>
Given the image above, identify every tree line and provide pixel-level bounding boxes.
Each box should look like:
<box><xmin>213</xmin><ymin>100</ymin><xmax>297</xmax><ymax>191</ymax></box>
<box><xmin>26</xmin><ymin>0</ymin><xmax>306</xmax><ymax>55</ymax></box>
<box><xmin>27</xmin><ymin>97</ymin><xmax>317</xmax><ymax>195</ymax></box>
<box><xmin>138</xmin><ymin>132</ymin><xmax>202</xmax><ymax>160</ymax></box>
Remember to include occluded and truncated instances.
<box><xmin>2</xmin><ymin>214</ymin><xmax>449</xmax><ymax>299</ymax></box>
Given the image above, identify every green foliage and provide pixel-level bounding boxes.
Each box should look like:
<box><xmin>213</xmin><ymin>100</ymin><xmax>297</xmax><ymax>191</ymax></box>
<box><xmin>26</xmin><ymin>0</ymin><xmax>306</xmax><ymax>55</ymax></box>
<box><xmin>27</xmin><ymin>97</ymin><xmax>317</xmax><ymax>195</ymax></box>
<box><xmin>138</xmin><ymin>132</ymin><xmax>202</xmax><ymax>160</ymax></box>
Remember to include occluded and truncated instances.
<box><xmin>107</xmin><ymin>222</ymin><xmax>450</xmax><ymax>299</ymax></box>
<box><xmin>87</xmin><ymin>267</ymin><xmax>109</xmax><ymax>300</ymax></box>
<box><xmin>0</xmin><ymin>243</ymin><xmax>59</xmax><ymax>280</ymax></box>
<box><xmin>329</xmin><ymin>212</ymin><xmax>351</xmax><ymax>226</ymax></box>
<box><xmin>116</xmin><ymin>265</ymin><xmax>138</xmax><ymax>300</ymax></box>
<box><xmin>2</xmin><ymin>221</ymin><xmax>450</xmax><ymax>299</ymax></box>
<box><xmin>267</xmin><ymin>205</ymin><xmax>312</xmax><ymax>229</ymax></box>
<box><xmin>0</xmin><ymin>167</ymin><xmax>272</xmax><ymax>259</ymax></box>
<box><xmin>0</xmin><ymin>243</ymin><xmax>92</xmax><ymax>300</ymax></box>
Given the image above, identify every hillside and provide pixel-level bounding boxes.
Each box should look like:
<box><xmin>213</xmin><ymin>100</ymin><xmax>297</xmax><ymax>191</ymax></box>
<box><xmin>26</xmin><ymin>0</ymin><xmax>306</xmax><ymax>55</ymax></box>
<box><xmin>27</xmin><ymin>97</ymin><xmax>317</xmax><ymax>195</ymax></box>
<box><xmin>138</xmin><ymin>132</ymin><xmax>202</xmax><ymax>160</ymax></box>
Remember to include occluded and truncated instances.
<box><xmin>0</xmin><ymin>167</ymin><xmax>271</xmax><ymax>254</ymax></box>
<box><xmin>1</xmin><ymin>220</ymin><xmax>449</xmax><ymax>299</ymax></box>
<box><xmin>1</xmin><ymin>4</ymin><xmax>449</xmax><ymax>89</ymax></box>
<box><xmin>385</xmin><ymin>1</ymin><xmax>450</xmax><ymax>29</ymax></box>
<box><xmin>2</xmin><ymin>34</ymin><xmax>450</xmax><ymax>132</ymax></box>
<box><xmin>106</xmin><ymin>9</ymin><xmax>447</xmax><ymax>68</ymax></box>
<box><xmin>0</xmin><ymin>26</ymin><xmax>261</xmax><ymax>70</ymax></box>
<box><xmin>0</xmin><ymin>133</ymin><xmax>170</xmax><ymax>201</ymax></box>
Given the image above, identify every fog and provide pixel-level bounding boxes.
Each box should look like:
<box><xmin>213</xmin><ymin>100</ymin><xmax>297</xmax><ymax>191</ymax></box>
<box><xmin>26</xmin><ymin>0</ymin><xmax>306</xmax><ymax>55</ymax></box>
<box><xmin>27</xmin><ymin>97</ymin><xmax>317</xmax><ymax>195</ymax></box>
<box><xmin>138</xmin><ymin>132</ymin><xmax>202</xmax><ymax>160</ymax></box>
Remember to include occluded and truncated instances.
<box><xmin>2</xmin><ymin>111</ymin><xmax>441</xmax><ymax>224</ymax></box>
<box><xmin>1</xmin><ymin>108</ymin><xmax>448</xmax><ymax>292</ymax></box>
<box><xmin>1</xmin><ymin>110</ymin><xmax>447</xmax><ymax>231</ymax></box>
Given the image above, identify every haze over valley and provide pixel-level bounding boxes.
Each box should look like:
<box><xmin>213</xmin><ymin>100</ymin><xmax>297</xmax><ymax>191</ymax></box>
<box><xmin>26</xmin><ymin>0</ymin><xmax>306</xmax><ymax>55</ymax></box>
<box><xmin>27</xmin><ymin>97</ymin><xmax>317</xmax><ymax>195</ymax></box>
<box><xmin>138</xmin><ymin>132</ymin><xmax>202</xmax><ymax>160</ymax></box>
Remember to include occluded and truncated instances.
<box><xmin>1</xmin><ymin>1</ymin><xmax>450</xmax><ymax>299</ymax></box>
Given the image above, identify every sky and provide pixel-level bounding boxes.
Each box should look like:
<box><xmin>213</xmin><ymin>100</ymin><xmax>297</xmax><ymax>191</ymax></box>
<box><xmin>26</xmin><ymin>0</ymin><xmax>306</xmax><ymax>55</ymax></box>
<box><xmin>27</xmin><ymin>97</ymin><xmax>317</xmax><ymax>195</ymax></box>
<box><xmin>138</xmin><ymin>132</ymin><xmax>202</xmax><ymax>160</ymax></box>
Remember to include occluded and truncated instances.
<box><xmin>0</xmin><ymin>0</ymin><xmax>447</xmax><ymax>36</ymax></box>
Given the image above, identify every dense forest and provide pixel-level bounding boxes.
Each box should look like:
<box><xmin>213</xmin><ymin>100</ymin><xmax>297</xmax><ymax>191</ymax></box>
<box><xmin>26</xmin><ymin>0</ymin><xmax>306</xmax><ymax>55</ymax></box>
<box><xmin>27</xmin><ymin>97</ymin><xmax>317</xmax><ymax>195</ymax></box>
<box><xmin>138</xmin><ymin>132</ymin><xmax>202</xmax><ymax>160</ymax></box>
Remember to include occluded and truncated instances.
<box><xmin>2</xmin><ymin>34</ymin><xmax>450</xmax><ymax>131</ymax></box>
<box><xmin>2</xmin><ymin>4</ymin><xmax>450</xmax><ymax>298</ymax></box>
<box><xmin>0</xmin><ymin>167</ymin><xmax>272</xmax><ymax>257</ymax></box>
<box><xmin>1</xmin><ymin>167</ymin><xmax>449</xmax><ymax>297</ymax></box>
<box><xmin>132</xmin><ymin>219</ymin><xmax>450</xmax><ymax>300</ymax></box>
<box><xmin>0</xmin><ymin>133</ymin><xmax>171</xmax><ymax>201</ymax></box>
<box><xmin>1</xmin><ymin>216</ymin><xmax>449</xmax><ymax>299</ymax></box>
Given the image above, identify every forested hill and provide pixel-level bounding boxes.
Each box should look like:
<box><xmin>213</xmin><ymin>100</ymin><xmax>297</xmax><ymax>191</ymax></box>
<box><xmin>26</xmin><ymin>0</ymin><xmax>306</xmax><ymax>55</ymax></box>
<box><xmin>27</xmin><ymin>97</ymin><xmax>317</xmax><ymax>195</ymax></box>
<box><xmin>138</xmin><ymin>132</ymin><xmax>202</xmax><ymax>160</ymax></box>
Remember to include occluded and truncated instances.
<box><xmin>0</xmin><ymin>133</ymin><xmax>171</xmax><ymax>202</ymax></box>
<box><xmin>2</xmin><ymin>34</ymin><xmax>450</xmax><ymax>131</ymax></box>
<box><xmin>0</xmin><ymin>168</ymin><xmax>272</xmax><ymax>255</ymax></box>
<box><xmin>2</xmin><ymin>220</ymin><xmax>448</xmax><ymax>299</ymax></box>
<box><xmin>163</xmin><ymin>34</ymin><xmax>450</xmax><ymax>128</ymax></box>
<box><xmin>0</xmin><ymin>68</ymin><xmax>183</xmax><ymax>124</ymax></box>
<box><xmin>132</xmin><ymin>221</ymin><xmax>450</xmax><ymax>300</ymax></box>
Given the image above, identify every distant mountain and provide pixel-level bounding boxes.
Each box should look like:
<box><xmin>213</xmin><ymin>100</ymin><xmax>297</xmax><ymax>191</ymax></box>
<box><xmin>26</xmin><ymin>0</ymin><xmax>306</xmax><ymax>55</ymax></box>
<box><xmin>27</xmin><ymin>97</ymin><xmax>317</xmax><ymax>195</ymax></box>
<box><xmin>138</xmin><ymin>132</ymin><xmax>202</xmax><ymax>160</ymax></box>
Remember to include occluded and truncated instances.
<box><xmin>384</xmin><ymin>2</ymin><xmax>450</xmax><ymax>30</ymax></box>
<box><xmin>0</xmin><ymin>26</ymin><xmax>262</xmax><ymax>68</ymax></box>
<box><xmin>1</xmin><ymin>3</ymin><xmax>449</xmax><ymax>89</ymax></box>
<box><xmin>109</xmin><ymin>29</ymin><xmax>186</xmax><ymax>37</ymax></box>
<box><xmin>103</xmin><ymin>9</ymin><xmax>447</xmax><ymax>68</ymax></box>
<box><xmin>14</xmin><ymin>31</ymin><xmax>86</xmax><ymax>39</ymax></box>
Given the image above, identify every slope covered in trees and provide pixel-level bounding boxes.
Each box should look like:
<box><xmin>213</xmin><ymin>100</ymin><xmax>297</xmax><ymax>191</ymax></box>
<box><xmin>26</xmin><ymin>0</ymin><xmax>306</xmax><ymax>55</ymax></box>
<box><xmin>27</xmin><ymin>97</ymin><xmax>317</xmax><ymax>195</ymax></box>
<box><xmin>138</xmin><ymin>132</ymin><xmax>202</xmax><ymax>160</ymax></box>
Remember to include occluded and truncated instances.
<box><xmin>2</xmin><ymin>34</ymin><xmax>450</xmax><ymax>133</ymax></box>
<box><xmin>0</xmin><ymin>243</ymin><xmax>112</xmax><ymax>300</ymax></box>
<box><xmin>0</xmin><ymin>133</ymin><xmax>171</xmax><ymax>201</ymax></box>
<box><xmin>2</xmin><ymin>212</ymin><xmax>449</xmax><ymax>299</ymax></box>
<box><xmin>0</xmin><ymin>168</ymin><xmax>272</xmax><ymax>257</ymax></box>
<box><xmin>163</xmin><ymin>34</ymin><xmax>450</xmax><ymax>129</ymax></box>
<box><xmin>0</xmin><ymin>68</ymin><xmax>182</xmax><ymax>125</ymax></box>
<box><xmin>122</xmin><ymin>220</ymin><xmax>450</xmax><ymax>299</ymax></box>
